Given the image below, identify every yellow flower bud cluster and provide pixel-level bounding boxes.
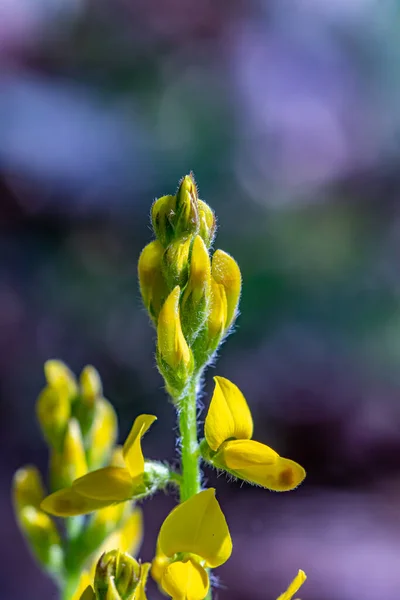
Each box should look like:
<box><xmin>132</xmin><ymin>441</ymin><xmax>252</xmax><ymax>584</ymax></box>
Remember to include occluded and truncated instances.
<box><xmin>138</xmin><ymin>174</ymin><xmax>241</xmax><ymax>397</ymax></box>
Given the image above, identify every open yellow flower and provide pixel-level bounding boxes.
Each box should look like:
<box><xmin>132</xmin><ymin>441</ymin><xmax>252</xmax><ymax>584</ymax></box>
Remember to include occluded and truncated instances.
<box><xmin>204</xmin><ymin>377</ymin><xmax>306</xmax><ymax>491</ymax></box>
<box><xmin>154</xmin><ymin>488</ymin><xmax>232</xmax><ymax>600</ymax></box>
<box><xmin>277</xmin><ymin>570</ymin><xmax>307</xmax><ymax>600</ymax></box>
<box><xmin>41</xmin><ymin>415</ymin><xmax>157</xmax><ymax>516</ymax></box>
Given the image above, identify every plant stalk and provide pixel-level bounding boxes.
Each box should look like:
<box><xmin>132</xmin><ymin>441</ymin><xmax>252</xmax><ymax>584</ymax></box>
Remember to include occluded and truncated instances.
<box><xmin>178</xmin><ymin>378</ymin><xmax>201</xmax><ymax>501</ymax></box>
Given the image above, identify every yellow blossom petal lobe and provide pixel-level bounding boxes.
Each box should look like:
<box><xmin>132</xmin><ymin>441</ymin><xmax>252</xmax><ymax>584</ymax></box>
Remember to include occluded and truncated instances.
<box><xmin>205</xmin><ymin>377</ymin><xmax>253</xmax><ymax>451</ymax></box>
<box><xmin>159</xmin><ymin>488</ymin><xmax>232</xmax><ymax>568</ymax></box>
<box><xmin>277</xmin><ymin>570</ymin><xmax>307</xmax><ymax>600</ymax></box>
<box><xmin>233</xmin><ymin>457</ymin><xmax>306</xmax><ymax>491</ymax></box>
<box><xmin>218</xmin><ymin>439</ymin><xmax>279</xmax><ymax>469</ymax></box>
<box><xmin>122</xmin><ymin>414</ymin><xmax>157</xmax><ymax>479</ymax></box>
<box><xmin>161</xmin><ymin>559</ymin><xmax>209</xmax><ymax>600</ymax></box>
<box><xmin>73</xmin><ymin>467</ymin><xmax>135</xmax><ymax>502</ymax></box>
<box><xmin>41</xmin><ymin>487</ymin><xmax>112</xmax><ymax>517</ymax></box>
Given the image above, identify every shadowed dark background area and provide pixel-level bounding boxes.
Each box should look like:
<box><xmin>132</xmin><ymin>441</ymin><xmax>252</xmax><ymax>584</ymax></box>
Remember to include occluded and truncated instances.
<box><xmin>2</xmin><ymin>0</ymin><xmax>400</xmax><ymax>598</ymax></box>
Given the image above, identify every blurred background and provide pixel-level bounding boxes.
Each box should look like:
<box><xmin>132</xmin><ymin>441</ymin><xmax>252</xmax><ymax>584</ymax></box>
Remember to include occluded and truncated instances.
<box><xmin>2</xmin><ymin>0</ymin><xmax>400</xmax><ymax>598</ymax></box>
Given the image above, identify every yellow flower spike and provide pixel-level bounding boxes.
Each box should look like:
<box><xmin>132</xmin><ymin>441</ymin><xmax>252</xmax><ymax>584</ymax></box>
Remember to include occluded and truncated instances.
<box><xmin>36</xmin><ymin>386</ymin><xmax>70</xmax><ymax>449</ymax></box>
<box><xmin>72</xmin><ymin>571</ymin><xmax>92</xmax><ymax>600</ymax></box>
<box><xmin>123</xmin><ymin>414</ymin><xmax>157</xmax><ymax>478</ymax></box>
<box><xmin>87</xmin><ymin>398</ymin><xmax>118</xmax><ymax>470</ymax></box>
<box><xmin>80</xmin><ymin>365</ymin><xmax>102</xmax><ymax>406</ymax></box>
<box><xmin>51</xmin><ymin>418</ymin><xmax>88</xmax><ymax>490</ymax></box>
<box><xmin>211</xmin><ymin>250</ymin><xmax>241</xmax><ymax>329</ymax></box>
<box><xmin>161</xmin><ymin>558</ymin><xmax>209</xmax><ymax>600</ymax></box>
<box><xmin>138</xmin><ymin>240</ymin><xmax>168</xmax><ymax>322</ymax></box>
<box><xmin>157</xmin><ymin>287</ymin><xmax>192</xmax><ymax>371</ymax></box>
<box><xmin>205</xmin><ymin>377</ymin><xmax>253</xmax><ymax>452</ymax></box>
<box><xmin>277</xmin><ymin>570</ymin><xmax>307</xmax><ymax>600</ymax></box>
<box><xmin>203</xmin><ymin>377</ymin><xmax>306</xmax><ymax>491</ymax></box>
<box><xmin>13</xmin><ymin>466</ymin><xmax>45</xmax><ymax>512</ymax></box>
<box><xmin>44</xmin><ymin>359</ymin><xmax>78</xmax><ymax>399</ymax></box>
<box><xmin>159</xmin><ymin>488</ymin><xmax>232</xmax><ymax>568</ymax></box>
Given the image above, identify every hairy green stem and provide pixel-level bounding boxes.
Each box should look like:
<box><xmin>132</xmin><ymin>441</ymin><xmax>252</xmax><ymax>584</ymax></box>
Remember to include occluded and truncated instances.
<box><xmin>178</xmin><ymin>378</ymin><xmax>201</xmax><ymax>501</ymax></box>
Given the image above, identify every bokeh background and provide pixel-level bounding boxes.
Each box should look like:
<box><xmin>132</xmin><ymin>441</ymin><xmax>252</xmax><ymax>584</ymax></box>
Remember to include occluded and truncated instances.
<box><xmin>2</xmin><ymin>0</ymin><xmax>400</xmax><ymax>598</ymax></box>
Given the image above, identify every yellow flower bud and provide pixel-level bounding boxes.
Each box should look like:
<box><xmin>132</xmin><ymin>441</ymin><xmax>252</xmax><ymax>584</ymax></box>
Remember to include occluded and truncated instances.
<box><xmin>18</xmin><ymin>506</ymin><xmax>62</xmax><ymax>572</ymax></box>
<box><xmin>80</xmin><ymin>365</ymin><xmax>102</xmax><ymax>407</ymax></box>
<box><xmin>211</xmin><ymin>250</ymin><xmax>241</xmax><ymax>329</ymax></box>
<box><xmin>198</xmin><ymin>199</ymin><xmax>216</xmax><ymax>248</ymax></box>
<box><xmin>44</xmin><ymin>359</ymin><xmax>78</xmax><ymax>400</ymax></box>
<box><xmin>13</xmin><ymin>466</ymin><xmax>45</xmax><ymax>513</ymax></box>
<box><xmin>94</xmin><ymin>550</ymin><xmax>141</xmax><ymax>600</ymax></box>
<box><xmin>174</xmin><ymin>173</ymin><xmax>200</xmax><ymax>239</ymax></box>
<box><xmin>157</xmin><ymin>287</ymin><xmax>193</xmax><ymax>394</ymax></box>
<box><xmin>87</xmin><ymin>398</ymin><xmax>118</xmax><ymax>470</ymax></box>
<box><xmin>36</xmin><ymin>387</ymin><xmax>70</xmax><ymax>450</ymax></box>
<box><xmin>181</xmin><ymin>235</ymin><xmax>211</xmax><ymax>342</ymax></box>
<box><xmin>277</xmin><ymin>570</ymin><xmax>307</xmax><ymax>600</ymax></box>
<box><xmin>151</xmin><ymin>194</ymin><xmax>176</xmax><ymax>247</ymax></box>
<box><xmin>138</xmin><ymin>240</ymin><xmax>168</xmax><ymax>323</ymax></box>
<box><xmin>50</xmin><ymin>419</ymin><xmax>88</xmax><ymax>490</ymax></box>
<box><xmin>162</xmin><ymin>236</ymin><xmax>192</xmax><ymax>287</ymax></box>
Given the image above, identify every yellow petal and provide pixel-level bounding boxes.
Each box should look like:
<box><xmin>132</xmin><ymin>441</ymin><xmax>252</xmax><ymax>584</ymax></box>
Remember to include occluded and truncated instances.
<box><xmin>44</xmin><ymin>359</ymin><xmax>78</xmax><ymax>399</ymax></box>
<box><xmin>276</xmin><ymin>570</ymin><xmax>307</xmax><ymax>600</ymax></box>
<box><xmin>151</xmin><ymin>540</ymin><xmax>171</xmax><ymax>585</ymax></box>
<box><xmin>207</xmin><ymin>279</ymin><xmax>227</xmax><ymax>340</ymax></box>
<box><xmin>41</xmin><ymin>487</ymin><xmax>112</xmax><ymax>517</ymax></box>
<box><xmin>134</xmin><ymin>562</ymin><xmax>151</xmax><ymax>600</ymax></box>
<box><xmin>71</xmin><ymin>571</ymin><xmax>92</xmax><ymax>600</ymax></box>
<box><xmin>159</xmin><ymin>488</ymin><xmax>232</xmax><ymax>568</ymax></box>
<box><xmin>157</xmin><ymin>286</ymin><xmax>192</xmax><ymax>370</ymax></box>
<box><xmin>87</xmin><ymin>398</ymin><xmax>118</xmax><ymax>470</ymax></box>
<box><xmin>73</xmin><ymin>467</ymin><xmax>135</xmax><ymax>502</ymax></box>
<box><xmin>218</xmin><ymin>439</ymin><xmax>279</xmax><ymax>469</ymax></box>
<box><xmin>211</xmin><ymin>249</ymin><xmax>241</xmax><ymax>329</ymax></box>
<box><xmin>79</xmin><ymin>586</ymin><xmax>96</xmax><ymax>600</ymax></box>
<box><xmin>226</xmin><ymin>455</ymin><xmax>306</xmax><ymax>491</ymax></box>
<box><xmin>122</xmin><ymin>414</ymin><xmax>157</xmax><ymax>479</ymax></box>
<box><xmin>205</xmin><ymin>377</ymin><xmax>253</xmax><ymax>451</ymax></box>
<box><xmin>138</xmin><ymin>240</ymin><xmax>168</xmax><ymax>321</ymax></box>
<box><xmin>80</xmin><ymin>365</ymin><xmax>102</xmax><ymax>404</ymax></box>
<box><xmin>161</xmin><ymin>559</ymin><xmax>209</xmax><ymax>600</ymax></box>
<box><xmin>13</xmin><ymin>466</ymin><xmax>45</xmax><ymax>512</ymax></box>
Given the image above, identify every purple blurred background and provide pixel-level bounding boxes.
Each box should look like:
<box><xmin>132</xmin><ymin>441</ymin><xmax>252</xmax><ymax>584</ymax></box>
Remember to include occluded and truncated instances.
<box><xmin>2</xmin><ymin>0</ymin><xmax>400</xmax><ymax>598</ymax></box>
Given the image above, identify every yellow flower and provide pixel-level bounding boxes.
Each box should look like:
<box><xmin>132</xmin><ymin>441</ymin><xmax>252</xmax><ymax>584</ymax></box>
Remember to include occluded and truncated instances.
<box><xmin>204</xmin><ymin>377</ymin><xmax>306</xmax><ymax>491</ymax></box>
<box><xmin>277</xmin><ymin>570</ymin><xmax>307</xmax><ymax>600</ymax></box>
<box><xmin>155</xmin><ymin>488</ymin><xmax>232</xmax><ymax>600</ymax></box>
<box><xmin>211</xmin><ymin>250</ymin><xmax>241</xmax><ymax>330</ymax></box>
<box><xmin>41</xmin><ymin>414</ymin><xmax>157</xmax><ymax>516</ymax></box>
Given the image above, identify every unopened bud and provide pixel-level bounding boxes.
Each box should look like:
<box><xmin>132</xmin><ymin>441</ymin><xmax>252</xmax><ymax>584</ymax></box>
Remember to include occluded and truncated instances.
<box><xmin>173</xmin><ymin>174</ymin><xmax>200</xmax><ymax>239</ymax></box>
<box><xmin>162</xmin><ymin>236</ymin><xmax>192</xmax><ymax>288</ymax></box>
<box><xmin>138</xmin><ymin>240</ymin><xmax>168</xmax><ymax>323</ymax></box>
<box><xmin>44</xmin><ymin>360</ymin><xmax>78</xmax><ymax>400</ymax></box>
<box><xmin>151</xmin><ymin>195</ymin><xmax>175</xmax><ymax>247</ymax></box>
<box><xmin>198</xmin><ymin>199</ymin><xmax>216</xmax><ymax>248</ymax></box>
<box><xmin>18</xmin><ymin>506</ymin><xmax>62</xmax><ymax>573</ymax></box>
<box><xmin>181</xmin><ymin>235</ymin><xmax>211</xmax><ymax>343</ymax></box>
<box><xmin>157</xmin><ymin>287</ymin><xmax>193</xmax><ymax>396</ymax></box>
<box><xmin>36</xmin><ymin>387</ymin><xmax>70</xmax><ymax>450</ymax></box>
<box><xmin>86</xmin><ymin>398</ymin><xmax>118</xmax><ymax>470</ymax></box>
<box><xmin>211</xmin><ymin>249</ymin><xmax>241</xmax><ymax>329</ymax></box>
<box><xmin>80</xmin><ymin>365</ymin><xmax>102</xmax><ymax>406</ymax></box>
<box><xmin>94</xmin><ymin>550</ymin><xmax>140</xmax><ymax>600</ymax></box>
<box><xmin>50</xmin><ymin>419</ymin><xmax>87</xmax><ymax>490</ymax></box>
<box><xmin>13</xmin><ymin>466</ymin><xmax>45</xmax><ymax>513</ymax></box>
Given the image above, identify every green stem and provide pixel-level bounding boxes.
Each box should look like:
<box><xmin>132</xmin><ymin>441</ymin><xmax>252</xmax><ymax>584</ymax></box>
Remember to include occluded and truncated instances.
<box><xmin>178</xmin><ymin>378</ymin><xmax>201</xmax><ymax>502</ymax></box>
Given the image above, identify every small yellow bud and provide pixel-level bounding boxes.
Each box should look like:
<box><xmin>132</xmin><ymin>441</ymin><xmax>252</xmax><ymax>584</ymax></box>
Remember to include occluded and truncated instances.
<box><xmin>18</xmin><ymin>506</ymin><xmax>62</xmax><ymax>572</ymax></box>
<box><xmin>162</xmin><ymin>236</ymin><xmax>192</xmax><ymax>288</ymax></box>
<box><xmin>44</xmin><ymin>360</ymin><xmax>78</xmax><ymax>400</ymax></box>
<box><xmin>80</xmin><ymin>365</ymin><xmax>102</xmax><ymax>406</ymax></box>
<box><xmin>51</xmin><ymin>419</ymin><xmax>88</xmax><ymax>490</ymax></box>
<box><xmin>157</xmin><ymin>286</ymin><xmax>192</xmax><ymax>369</ymax></box>
<box><xmin>211</xmin><ymin>249</ymin><xmax>241</xmax><ymax>329</ymax></box>
<box><xmin>181</xmin><ymin>235</ymin><xmax>211</xmax><ymax>342</ymax></box>
<box><xmin>198</xmin><ymin>199</ymin><xmax>216</xmax><ymax>248</ymax></box>
<box><xmin>138</xmin><ymin>240</ymin><xmax>168</xmax><ymax>323</ymax></box>
<box><xmin>13</xmin><ymin>466</ymin><xmax>45</xmax><ymax>513</ymax></box>
<box><xmin>174</xmin><ymin>173</ymin><xmax>200</xmax><ymax>239</ymax></box>
<box><xmin>36</xmin><ymin>387</ymin><xmax>70</xmax><ymax>450</ymax></box>
<box><xmin>94</xmin><ymin>550</ymin><xmax>141</xmax><ymax>600</ymax></box>
<box><xmin>151</xmin><ymin>194</ymin><xmax>175</xmax><ymax>247</ymax></box>
<box><xmin>87</xmin><ymin>398</ymin><xmax>118</xmax><ymax>470</ymax></box>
